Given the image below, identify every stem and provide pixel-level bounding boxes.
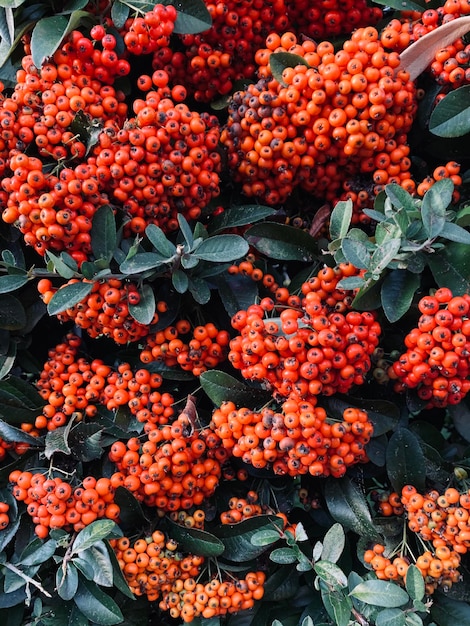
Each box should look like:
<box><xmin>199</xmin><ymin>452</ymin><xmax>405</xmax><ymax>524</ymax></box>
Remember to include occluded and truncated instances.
<box><xmin>1</xmin><ymin>562</ymin><xmax>52</xmax><ymax>599</ymax></box>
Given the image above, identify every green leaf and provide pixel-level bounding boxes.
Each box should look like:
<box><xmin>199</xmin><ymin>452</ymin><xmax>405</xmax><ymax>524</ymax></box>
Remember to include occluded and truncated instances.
<box><xmin>244</xmin><ymin>222</ymin><xmax>317</xmax><ymax>261</ymax></box>
<box><xmin>380</xmin><ymin>270</ymin><xmax>420</xmax><ymax>322</ymax></box>
<box><xmin>110</xmin><ymin>0</ymin><xmax>129</xmax><ymax>29</ymax></box>
<box><xmin>200</xmin><ymin>369</ymin><xmax>270</xmax><ymax>408</ymax></box>
<box><xmin>0</xmin><ymin>0</ymin><xmax>26</xmax><ymax>9</ymax></box>
<box><xmin>178</xmin><ymin>213</ymin><xmax>194</xmax><ymax>250</ymax></box>
<box><xmin>386</xmin><ymin>428</ymin><xmax>426</xmax><ymax>494</ymax></box>
<box><xmin>193</xmin><ymin>234</ymin><xmax>249</xmax><ymax>262</ymax></box>
<box><xmin>385</xmin><ymin>184</ymin><xmax>417</xmax><ymax>212</ymax></box>
<box><xmin>128</xmin><ymin>284</ymin><xmax>155</xmax><ymax>325</ymax></box>
<box><xmin>330</xmin><ymin>199</ymin><xmax>353</xmax><ymax>240</ymax></box>
<box><xmin>72</xmin><ymin>520</ymin><xmax>118</xmax><ymax>554</ymax></box>
<box><xmin>341</xmin><ymin>238</ymin><xmax>370</xmax><ymax>269</ymax></box>
<box><xmin>74</xmin><ymin>577</ymin><xmax>124</xmax><ymax>625</ymax></box>
<box><xmin>270</xmin><ymin>52</ymin><xmax>310</xmax><ymax>86</ymax></box>
<box><xmin>0</xmin><ymin>376</ymin><xmax>44</xmax><ymax>410</ymax></box>
<box><xmin>421</xmin><ymin>179</ymin><xmax>453</xmax><ymax>239</ymax></box>
<box><xmin>91</xmin><ymin>205</ymin><xmax>116</xmax><ymax>264</ymax></box>
<box><xmin>113</xmin><ymin>486</ymin><xmax>146</xmax><ymax>528</ymax></box>
<box><xmin>47</xmin><ymin>281</ymin><xmax>93</xmax><ymax>316</ymax></box>
<box><xmin>427</xmin><ymin>242</ymin><xmax>470</xmax><ymax>295</ymax></box>
<box><xmin>0</xmin><ymin>274</ymin><xmax>28</xmax><ymax>293</ymax></box>
<box><xmin>0</xmin><ymin>339</ymin><xmax>16</xmax><ymax>379</ymax></box>
<box><xmin>321</xmin><ymin>523</ymin><xmax>345</xmax><ymax>564</ymax></box>
<box><xmin>322</xmin><ymin>589</ymin><xmax>352</xmax><ymax>626</ymax></box>
<box><xmin>86</xmin><ymin>542</ymin><xmax>114</xmax><ymax>587</ymax></box>
<box><xmin>439</xmin><ymin>221</ymin><xmax>470</xmax><ymax>244</ymax></box>
<box><xmin>369</xmin><ymin>238</ymin><xmax>401</xmax><ymax>274</ymax></box>
<box><xmin>315</xmin><ymin>561</ymin><xmax>348</xmax><ymax>589</ymax></box>
<box><xmin>31</xmin><ymin>15</ymin><xmax>68</xmax><ymax>68</ymax></box>
<box><xmin>214</xmin><ymin>515</ymin><xmax>284</xmax><ymax>561</ymax></box>
<box><xmin>172</xmin><ymin>268</ymin><xmax>189</xmax><ymax>294</ymax></box>
<box><xmin>372</xmin><ymin>0</ymin><xmax>424</xmax><ymax>11</ymax></box>
<box><xmin>250</xmin><ymin>528</ymin><xmax>281</xmax><ymax>547</ymax></box>
<box><xmin>337</xmin><ymin>276</ymin><xmax>365</xmax><ymax>290</ymax></box>
<box><xmin>429</xmin><ymin>85</ymin><xmax>470</xmax><ymax>137</ymax></box>
<box><xmin>45</xmin><ymin>250</ymin><xmax>77</xmax><ymax>279</ymax></box>
<box><xmin>376</xmin><ymin>608</ymin><xmax>407</xmax><ymax>626</ymax></box>
<box><xmin>57</xmin><ymin>562</ymin><xmax>79</xmax><ymax>601</ymax></box>
<box><xmin>119</xmin><ymin>252</ymin><xmax>167</xmax><ymax>274</ymax></box>
<box><xmin>405</xmin><ymin>565</ymin><xmax>425</xmax><ymax>602</ymax></box>
<box><xmin>324</xmin><ymin>477</ymin><xmax>380</xmax><ymax>540</ymax></box>
<box><xmin>350</xmin><ymin>580</ymin><xmax>409</xmax><ymax>607</ymax></box>
<box><xmin>431</xmin><ymin>593</ymin><xmax>470</xmax><ymax>626</ymax></box>
<box><xmin>208</xmin><ymin>205</ymin><xmax>276</xmax><ymax>234</ymax></box>
<box><xmin>173</xmin><ymin>0</ymin><xmax>212</xmax><ymax>34</ymax></box>
<box><xmin>44</xmin><ymin>423</ymin><xmax>72</xmax><ymax>459</ymax></box>
<box><xmin>216</xmin><ymin>274</ymin><xmax>259</xmax><ymax>318</ymax></box>
<box><xmin>0</xmin><ymin>294</ymin><xmax>26</xmax><ymax>330</ymax></box>
<box><xmin>270</xmin><ymin>547</ymin><xmax>298</xmax><ymax>564</ymax></box>
<box><xmin>166</xmin><ymin>517</ymin><xmax>224</xmax><ymax>557</ymax></box>
<box><xmin>103</xmin><ymin>540</ymin><xmax>135</xmax><ymax>599</ymax></box>
<box><xmin>145</xmin><ymin>224</ymin><xmax>176</xmax><ymax>258</ymax></box>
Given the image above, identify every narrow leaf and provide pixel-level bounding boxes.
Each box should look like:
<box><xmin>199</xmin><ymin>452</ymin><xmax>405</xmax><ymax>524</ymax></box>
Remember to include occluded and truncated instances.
<box><xmin>421</xmin><ymin>179</ymin><xmax>453</xmax><ymax>238</ymax></box>
<box><xmin>47</xmin><ymin>282</ymin><xmax>93</xmax><ymax>316</ymax></box>
<box><xmin>245</xmin><ymin>222</ymin><xmax>317</xmax><ymax>261</ymax></box>
<box><xmin>330</xmin><ymin>199</ymin><xmax>353</xmax><ymax>240</ymax></box>
<box><xmin>208</xmin><ymin>204</ymin><xmax>276</xmax><ymax>234</ymax></box>
<box><xmin>439</xmin><ymin>221</ymin><xmax>470</xmax><ymax>244</ymax></box>
<box><xmin>91</xmin><ymin>205</ymin><xmax>116</xmax><ymax>263</ymax></box>
<box><xmin>324</xmin><ymin>477</ymin><xmax>380</xmax><ymax>540</ymax></box>
<box><xmin>119</xmin><ymin>252</ymin><xmax>167</xmax><ymax>274</ymax></box>
<box><xmin>405</xmin><ymin>565</ymin><xmax>425</xmax><ymax>602</ymax></box>
<box><xmin>0</xmin><ymin>274</ymin><xmax>28</xmax><ymax>293</ymax></box>
<box><xmin>145</xmin><ymin>224</ymin><xmax>176</xmax><ymax>258</ymax></box>
<box><xmin>193</xmin><ymin>234</ymin><xmax>249</xmax><ymax>262</ymax></box>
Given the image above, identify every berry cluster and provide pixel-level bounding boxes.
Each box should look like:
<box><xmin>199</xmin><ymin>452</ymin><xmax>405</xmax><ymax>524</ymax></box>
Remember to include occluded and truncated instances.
<box><xmin>285</xmin><ymin>0</ymin><xmax>382</xmax><ymax>39</ymax></box>
<box><xmin>140</xmin><ymin>320</ymin><xmax>230</xmax><ymax>376</ymax></box>
<box><xmin>38</xmin><ymin>278</ymin><xmax>160</xmax><ymax>344</ymax></box>
<box><xmin>34</xmin><ymin>333</ymin><xmax>167</xmax><ymax>430</ymax></box>
<box><xmin>169</xmin><ymin>508</ymin><xmax>206</xmax><ymax>529</ymax></box>
<box><xmin>109</xmin><ymin>405</ymin><xmax>225</xmax><ymax>512</ymax></box>
<box><xmin>110</xmin><ymin>531</ymin><xmax>204</xmax><ymax>603</ymax></box>
<box><xmin>0</xmin><ymin>501</ymin><xmax>10</xmax><ymax>529</ymax></box>
<box><xmin>211</xmin><ymin>399</ymin><xmax>372</xmax><ymax>477</ymax></box>
<box><xmin>389</xmin><ymin>289</ymin><xmax>470</xmax><ymax>408</ymax></box>
<box><xmin>152</xmin><ymin>0</ymin><xmax>289</xmax><ymax>102</ymax></box>
<box><xmin>219</xmin><ymin>491</ymin><xmax>263</xmax><ymax>523</ymax></box>
<box><xmin>119</xmin><ymin>4</ymin><xmax>177</xmax><ymax>56</ymax></box>
<box><xmin>229</xmin><ymin>264</ymin><xmax>381</xmax><ymax>399</ymax></box>
<box><xmin>372</xmin><ymin>490</ymin><xmax>404</xmax><ymax>517</ymax></box>
<box><xmin>157</xmin><ymin>570</ymin><xmax>266</xmax><ymax>621</ymax></box>
<box><xmin>93</xmin><ymin>72</ymin><xmax>221</xmax><ymax>236</ymax></box>
<box><xmin>9</xmin><ymin>471</ymin><xmax>120</xmax><ymax>539</ymax></box>
<box><xmin>221</xmin><ymin>27</ymin><xmax>417</xmax><ymax>205</ymax></box>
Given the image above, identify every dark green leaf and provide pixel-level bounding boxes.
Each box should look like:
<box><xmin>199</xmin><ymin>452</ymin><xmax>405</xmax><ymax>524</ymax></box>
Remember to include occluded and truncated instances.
<box><xmin>322</xmin><ymin>589</ymin><xmax>352</xmax><ymax>626</ymax></box>
<box><xmin>429</xmin><ymin>85</ymin><xmax>470</xmax><ymax>137</ymax></box>
<box><xmin>173</xmin><ymin>0</ymin><xmax>212</xmax><ymax>34</ymax></box>
<box><xmin>448</xmin><ymin>398</ymin><xmax>470</xmax><ymax>443</ymax></box>
<box><xmin>0</xmin><ymin>376</ymin><xmax>44</xmax><ymax>410</ymax></box>
<box><xmin>104</xmin><ymin>540</ymin><xmax>135</xmax><ymax>599</ymax></box>
<box><xmin>376</xmin><ymin>608</ymin><xmax>407</xmax><ymax>626</ymax></box>
<box><xmin>0</xmin><ymin>419</ymin><xmax>41</xmax><ymax>445</ymax></box>
<box><xmin>86</xmin><ymin>542</ymin><xmax>114</xmax><ymax>587</ymax></box>
<box><xmin>200</xmin><ymin>370</ymin><xmax>270</xmax><ymax>408</ymax></box>
<box><xmin>439</xmin><ymin>221</ymin><xmax>470</xmax><ymax>244</ymax></box>
<box><xmin>341</xmin><ymin>238</ymin><xmax>370</xmax><ymax>269</ymax></box>
<box><xmin>74</xmin><ymin>577</ymin><xmax>124</xmax><ymax>625</ymax></box>
<box><xmin>45</xmin><ymin>423</ymin><xmax>72</xmax><ymax>459</ymax></box>
<box><xmin>178</xmin><ymin>213</ymin><xmax>194</xmax><ymax>249</ymax></box>
<box><xmin>270</xmin><ymin>52</ymin><xmax>310</xmax><ymax>85</ymax></box>
<box><xmin>245</xmin><ymin>222</ymin><xmax>317</xmax><ymax>261</ymax></box>
<box><xmin>119</xmin><ymin>252</ymin><xmax>167</xmax><ymax>274</ymax></box>
<box><xmin>315</xmin><ymin>561</ymin><xmax>348</xmax><ymax>589</ymax></box>
<box><xmin>31</xmin><ymin>15</ymin><xmax>68</xmax><ymax>68</ymax></box>
<box><xmin>262</xmin><ymin>565</ymin><xmax>300</xmax><ymax>601</ymax></box>
<box><xmin>166</xmin><ymin>517</ymin><xmax>224</xmax><ymax>557</ymax></box>
<box><xmin>45</xmin><ymin>250</ymin><xmax>77</xmax><ymax>279</ymax></box>
<box><xmin>427</xmin><ymin>242</ymin><xmax>470</xmax><ymax>295</ymax></box>
<box><xmin>405</xmin><ymin>565</ymin><xmax>425</xmax><ymax>602</ymax></box>
<box><xmin>421</xmin><ymin>179</ymin><xmax>453</xmax><ymax>239</ymax></box>
<box><xmin>0</xmin><ymin>274</ymin><xmax>28</xmax><ymax>293</ymax></box>
<box><xmin>329</xmin><ymin>199</ymin><xmax>353</xmax><ymax>240</ymax></box>
<box><xmin>324</xmin><ymin>477</ymin><xmax>380</xmax><ymax>540</ymax></box>
<box><xmin>350</xmin><ymin>580</ymin><xmax>409</xmax><ymax>607</ymax></box>
<box><xmin>431</xmin><ymin>593</ymin><xmax>470</xmax><ymax>626</ymax></box>
<box><xmin>380</xmin><ymin>270</ymin><xmax>420</xmax><ymax>322</ymax></box>
<box><xmin>47</xmin><ymin>281</ymin><xmax>93</xmax><ymax>316</ymax></box>
<box><xmin>216</xmin><ymin>274</ymin><xmax>259</xmax><ymax>318</ymax></box>
<box><xmin>337</xmin><ymin>276</ymin><xmax>365</xmax><ymax>290</ymax></box>
<box><xmin>68</xmin><ymin>422</ymin><xmax>104</xmax><ymax>462</ymax></box>
<box><xmin>386</xmin><ymin>427</ymin><xmax>426</xmax><ymax>493</ymax></box>
<box><xmin>0</xmin><ymin>339</ymin><xmax>16</xmax><ymax>380</ymax></box>
<box><xmin>20</xmin><ymin>537</ymin><xmax>57</xmax><ymax>566</ymax></box>
<box><xmin>72</xmin><ymin>520</ymin><xmax>118</xmax><ymax>554</ymax></box>
<box><xmin>128</xmin><ymin>284</ymin><xmax>155</xmax><ymax>325</ymax></box>
<box><xmin>372</xmin><ymin>0</ymin><xmax>424</xmax><ymax>9</ymax></box>
<box><xmin>91</xmin><ymin>205</ymin><xmax>116</xmax><ymax>263</ymax></box>
<box><xmin>145</xmin><ymin>360</ymin><xmax>195</xmax><ymax>381</ymax></box>
<box><xmin>214</xmin><ymin>514</ymin><xmax>284</xmax><ymax>561</ymax></box>
<box><xmin>188</xmin><ymin>276</ymin><xmax>211</xmax><ymax>304</ymax></box>
<box><xmin>57</xmin><ymin>562</ymin><xmax>79</xmax><ymax>601</ymax></box>
<box><xmin>193</xmin><ymin>234</ymin><xmax>249</xmax><ymax>262</ymax></box>
<box><xmin>145</xmin><ymin>224</ymin><xmax>176</xmax><ymax>258</ymax></box>
<box><xmin>0</xmin><ymin>294</ymin><xmax>26</xmax><ymax>330</ymax></box>
<box><xmin>208</xmin><ymin>205</ymin><xmax>276</xmax><ymax>234</ymax></box>
<box><xmin>114</xmin><ymin>486</ymin><xmax>146</xmax><ymax>528</ymax></box>
<box><xmin>110</xmin><ymin>0</ymin><xmax>129</xmax><ymax>29</ymax></box>
<box><xmin>172</xmin><ymin>269</ymin><xmax>189</xmax><ymax>294</ymax></box>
